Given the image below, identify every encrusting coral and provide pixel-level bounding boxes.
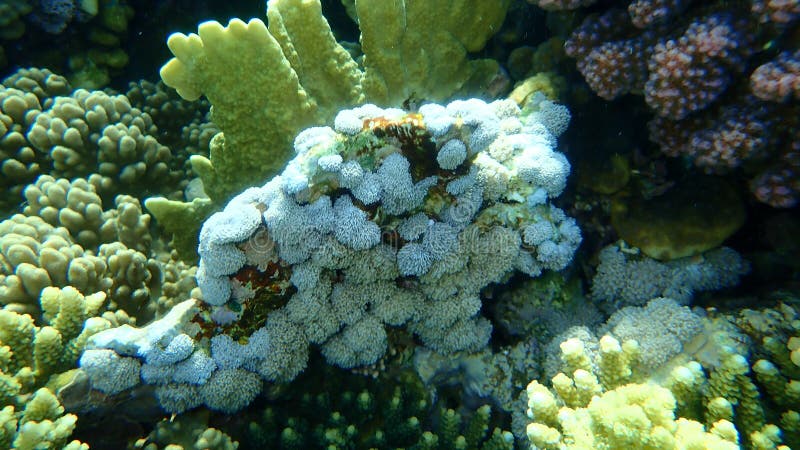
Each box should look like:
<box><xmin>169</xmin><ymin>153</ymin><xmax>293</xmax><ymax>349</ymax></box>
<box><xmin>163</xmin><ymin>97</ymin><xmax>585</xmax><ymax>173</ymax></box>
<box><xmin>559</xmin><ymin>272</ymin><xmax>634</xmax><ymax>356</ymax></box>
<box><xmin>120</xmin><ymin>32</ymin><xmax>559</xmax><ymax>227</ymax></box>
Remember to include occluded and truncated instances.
<box><xmin>609</xmin><ymin>176</ymin><xmax>746</xmax><ymax>261</ymax></box>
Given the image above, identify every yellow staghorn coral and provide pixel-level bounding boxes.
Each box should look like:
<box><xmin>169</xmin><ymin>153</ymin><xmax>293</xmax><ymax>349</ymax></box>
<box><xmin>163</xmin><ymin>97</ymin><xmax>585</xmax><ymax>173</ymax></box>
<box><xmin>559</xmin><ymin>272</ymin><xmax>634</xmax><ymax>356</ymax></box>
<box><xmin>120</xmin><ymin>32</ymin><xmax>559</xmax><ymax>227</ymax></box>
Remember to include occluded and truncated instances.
<box><xmin>526</xmin><ymin>334</ymin><xmax>742</xmax><ymax>450</ymax></box>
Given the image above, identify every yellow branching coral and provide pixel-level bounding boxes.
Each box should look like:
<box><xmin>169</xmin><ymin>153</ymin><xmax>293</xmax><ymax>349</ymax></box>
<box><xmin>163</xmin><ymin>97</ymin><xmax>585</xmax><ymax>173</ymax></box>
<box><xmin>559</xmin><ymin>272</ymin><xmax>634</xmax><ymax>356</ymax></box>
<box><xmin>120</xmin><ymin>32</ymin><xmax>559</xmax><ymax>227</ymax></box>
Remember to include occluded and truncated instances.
<box><xmin>161</xmin><ymin>16</ymin><xmax>324</xmax><ymax>203</ymax></box>
<box><xmin>529</xmin><ymin>297</ymin><xmax>800</xmax><ymax>449</ymax></box>
<box><xmin>356</xmin><ymin>0</ymin><xmax>510</xmax><ymax>105</ymax></box>
<box><xmin>0</xmin><ymin>287</ymin><xmax>117</xmax><ymax>399</ymax></box>
<box><xmin>526</xmin><ymin>380</ymin><xmax>741</xmax><ymax>450</ymax></box>
<box><xmin>0</xmin><ymin>286</ymin><xmax>121</xmax><ymax>449</ymax></box>
<box><xmin>153</xmin><ymin>0</ymin><xmax>511</xmax><ymax>259</ymax></box>
<box><xmin>526</xmin><ymin>334</ymin><xmax>741</xmax><ymax>450</ymax></box>
<box><xmin>0</xmin><ymin>388</ymin><xmax>88</xmax><ymax>450</ymax></box>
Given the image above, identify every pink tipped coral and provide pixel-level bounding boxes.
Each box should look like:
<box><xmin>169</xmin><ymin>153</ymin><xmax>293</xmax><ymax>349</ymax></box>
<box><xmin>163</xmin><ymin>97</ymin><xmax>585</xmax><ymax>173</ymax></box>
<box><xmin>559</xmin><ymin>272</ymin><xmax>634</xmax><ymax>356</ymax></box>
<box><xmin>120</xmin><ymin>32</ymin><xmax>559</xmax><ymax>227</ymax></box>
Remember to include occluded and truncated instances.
<box><xmin>566</xmin><ymin>10</ymin><xmax>653</xmax><ymax>99</ymax></box>
<box><xmin>648</xmin><ymin>96</ymin><xmax>772</xmax><ymax>172</ymax></box>
<box><xmin>644</xmin><ymin>14</ymin><xmax>752</xmax><ymax>119</ymax></box>
<box><xmin>750</xmin><ymin>133</ymin><xmax>800</xmax><ymax>208</ymax></box>
<box><xmin>751</xmin><ymin>50</ymin><xmax>800</xmax><ymax>102</ymax></box>
<box><xmin>628</xmin><ymin>0</ymin><xmax>691</xmax><ymax>28</ymax></box>
<box><xmin>751</xmin><ymin>0</ymin><xmax>800</xmax><ymax>23</ymax></box>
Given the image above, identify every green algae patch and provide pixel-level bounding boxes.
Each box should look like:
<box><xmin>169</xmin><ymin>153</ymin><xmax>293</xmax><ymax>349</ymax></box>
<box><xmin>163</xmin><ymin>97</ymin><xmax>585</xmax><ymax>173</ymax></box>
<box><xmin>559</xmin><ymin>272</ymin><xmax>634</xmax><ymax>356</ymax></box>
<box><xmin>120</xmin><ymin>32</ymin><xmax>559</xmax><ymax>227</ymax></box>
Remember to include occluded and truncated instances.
<box><xmin>611</xmin><ymin>176</ymin><xmax>745</xmax><ymax>261</ymax></box>
<box><xmin>577</xmin><ymin>152</ymin><xmax>631</xmax><ymax>195</ymax></box>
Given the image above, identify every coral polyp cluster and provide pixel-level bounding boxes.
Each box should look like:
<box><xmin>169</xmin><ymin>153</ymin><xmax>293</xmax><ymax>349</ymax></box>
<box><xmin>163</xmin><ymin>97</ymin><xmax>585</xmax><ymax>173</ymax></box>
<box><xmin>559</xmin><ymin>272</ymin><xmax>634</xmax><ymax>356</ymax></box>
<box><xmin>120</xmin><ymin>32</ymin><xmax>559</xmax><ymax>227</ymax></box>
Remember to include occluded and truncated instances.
<box><xmin>78</xmin><ymin>97</ymin><xmax>580</xmax><ymax>415</ymax></box>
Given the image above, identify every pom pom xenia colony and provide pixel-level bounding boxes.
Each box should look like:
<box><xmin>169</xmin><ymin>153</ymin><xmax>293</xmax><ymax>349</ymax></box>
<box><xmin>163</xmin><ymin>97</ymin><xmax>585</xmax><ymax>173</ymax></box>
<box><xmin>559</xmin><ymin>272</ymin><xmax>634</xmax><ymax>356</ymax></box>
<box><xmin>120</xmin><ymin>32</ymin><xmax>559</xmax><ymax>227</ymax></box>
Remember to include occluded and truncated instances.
<box><xmin>82</xmin><ymin>97</ymin><xmax>580</xmax><ymax>414</ymax></box>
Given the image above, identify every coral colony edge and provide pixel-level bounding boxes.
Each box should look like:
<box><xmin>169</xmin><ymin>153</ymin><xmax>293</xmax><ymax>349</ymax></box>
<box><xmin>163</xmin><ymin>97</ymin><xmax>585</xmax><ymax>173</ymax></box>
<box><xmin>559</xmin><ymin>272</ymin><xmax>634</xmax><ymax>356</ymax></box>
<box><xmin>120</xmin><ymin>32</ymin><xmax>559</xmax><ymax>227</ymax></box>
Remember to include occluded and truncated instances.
<box><xmin>0</xmin><ymin>0</ymin><xmax>798</xmax><ymax>449</ymax></box>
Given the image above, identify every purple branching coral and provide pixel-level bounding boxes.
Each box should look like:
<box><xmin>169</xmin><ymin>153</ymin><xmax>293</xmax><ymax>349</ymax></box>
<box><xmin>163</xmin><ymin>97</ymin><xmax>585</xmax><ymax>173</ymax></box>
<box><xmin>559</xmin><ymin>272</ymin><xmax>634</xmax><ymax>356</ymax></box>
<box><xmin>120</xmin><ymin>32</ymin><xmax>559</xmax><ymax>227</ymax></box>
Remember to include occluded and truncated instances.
<box><xmin>644</xmin><ymin>14</ymin><xmax>753</xmax><ymax>120</ymax></box>
<box><xmin>544</xmin><ymin>0</ymin><xmax>800</xmax><ymax>207</ymax></box>
<box><xmin>751</xmin><ymin>50</ymin><xmax>800</xmax><ymax>102</ymax></box>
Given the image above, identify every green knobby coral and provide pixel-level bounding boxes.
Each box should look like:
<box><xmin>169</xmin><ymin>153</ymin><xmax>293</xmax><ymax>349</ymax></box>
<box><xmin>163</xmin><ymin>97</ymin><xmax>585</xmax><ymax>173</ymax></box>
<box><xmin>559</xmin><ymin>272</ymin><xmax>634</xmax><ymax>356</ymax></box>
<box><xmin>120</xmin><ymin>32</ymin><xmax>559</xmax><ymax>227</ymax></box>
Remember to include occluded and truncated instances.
<box><xmin>0</xmin><ymin>214</ymin><xmax>111</xmax><ymax>315</ymax></box>
<box><xmin>0</xmin><ymin>0</ymin><xmax>31</xmax><ymax>41</ymax></box>
<box><xmin>1</xmin><ymin>177</ymin><xmax>168</xmax><ymax>322</ymax></box>
<box><xmin>0</xmin><ymin>67</ymin><xmax>185</xmax><ymax>216</ymax></box>
<box><xmin>0</xmin><ymin>68</ymin><xmax>71</xmax><ymax>214</ymax></box>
